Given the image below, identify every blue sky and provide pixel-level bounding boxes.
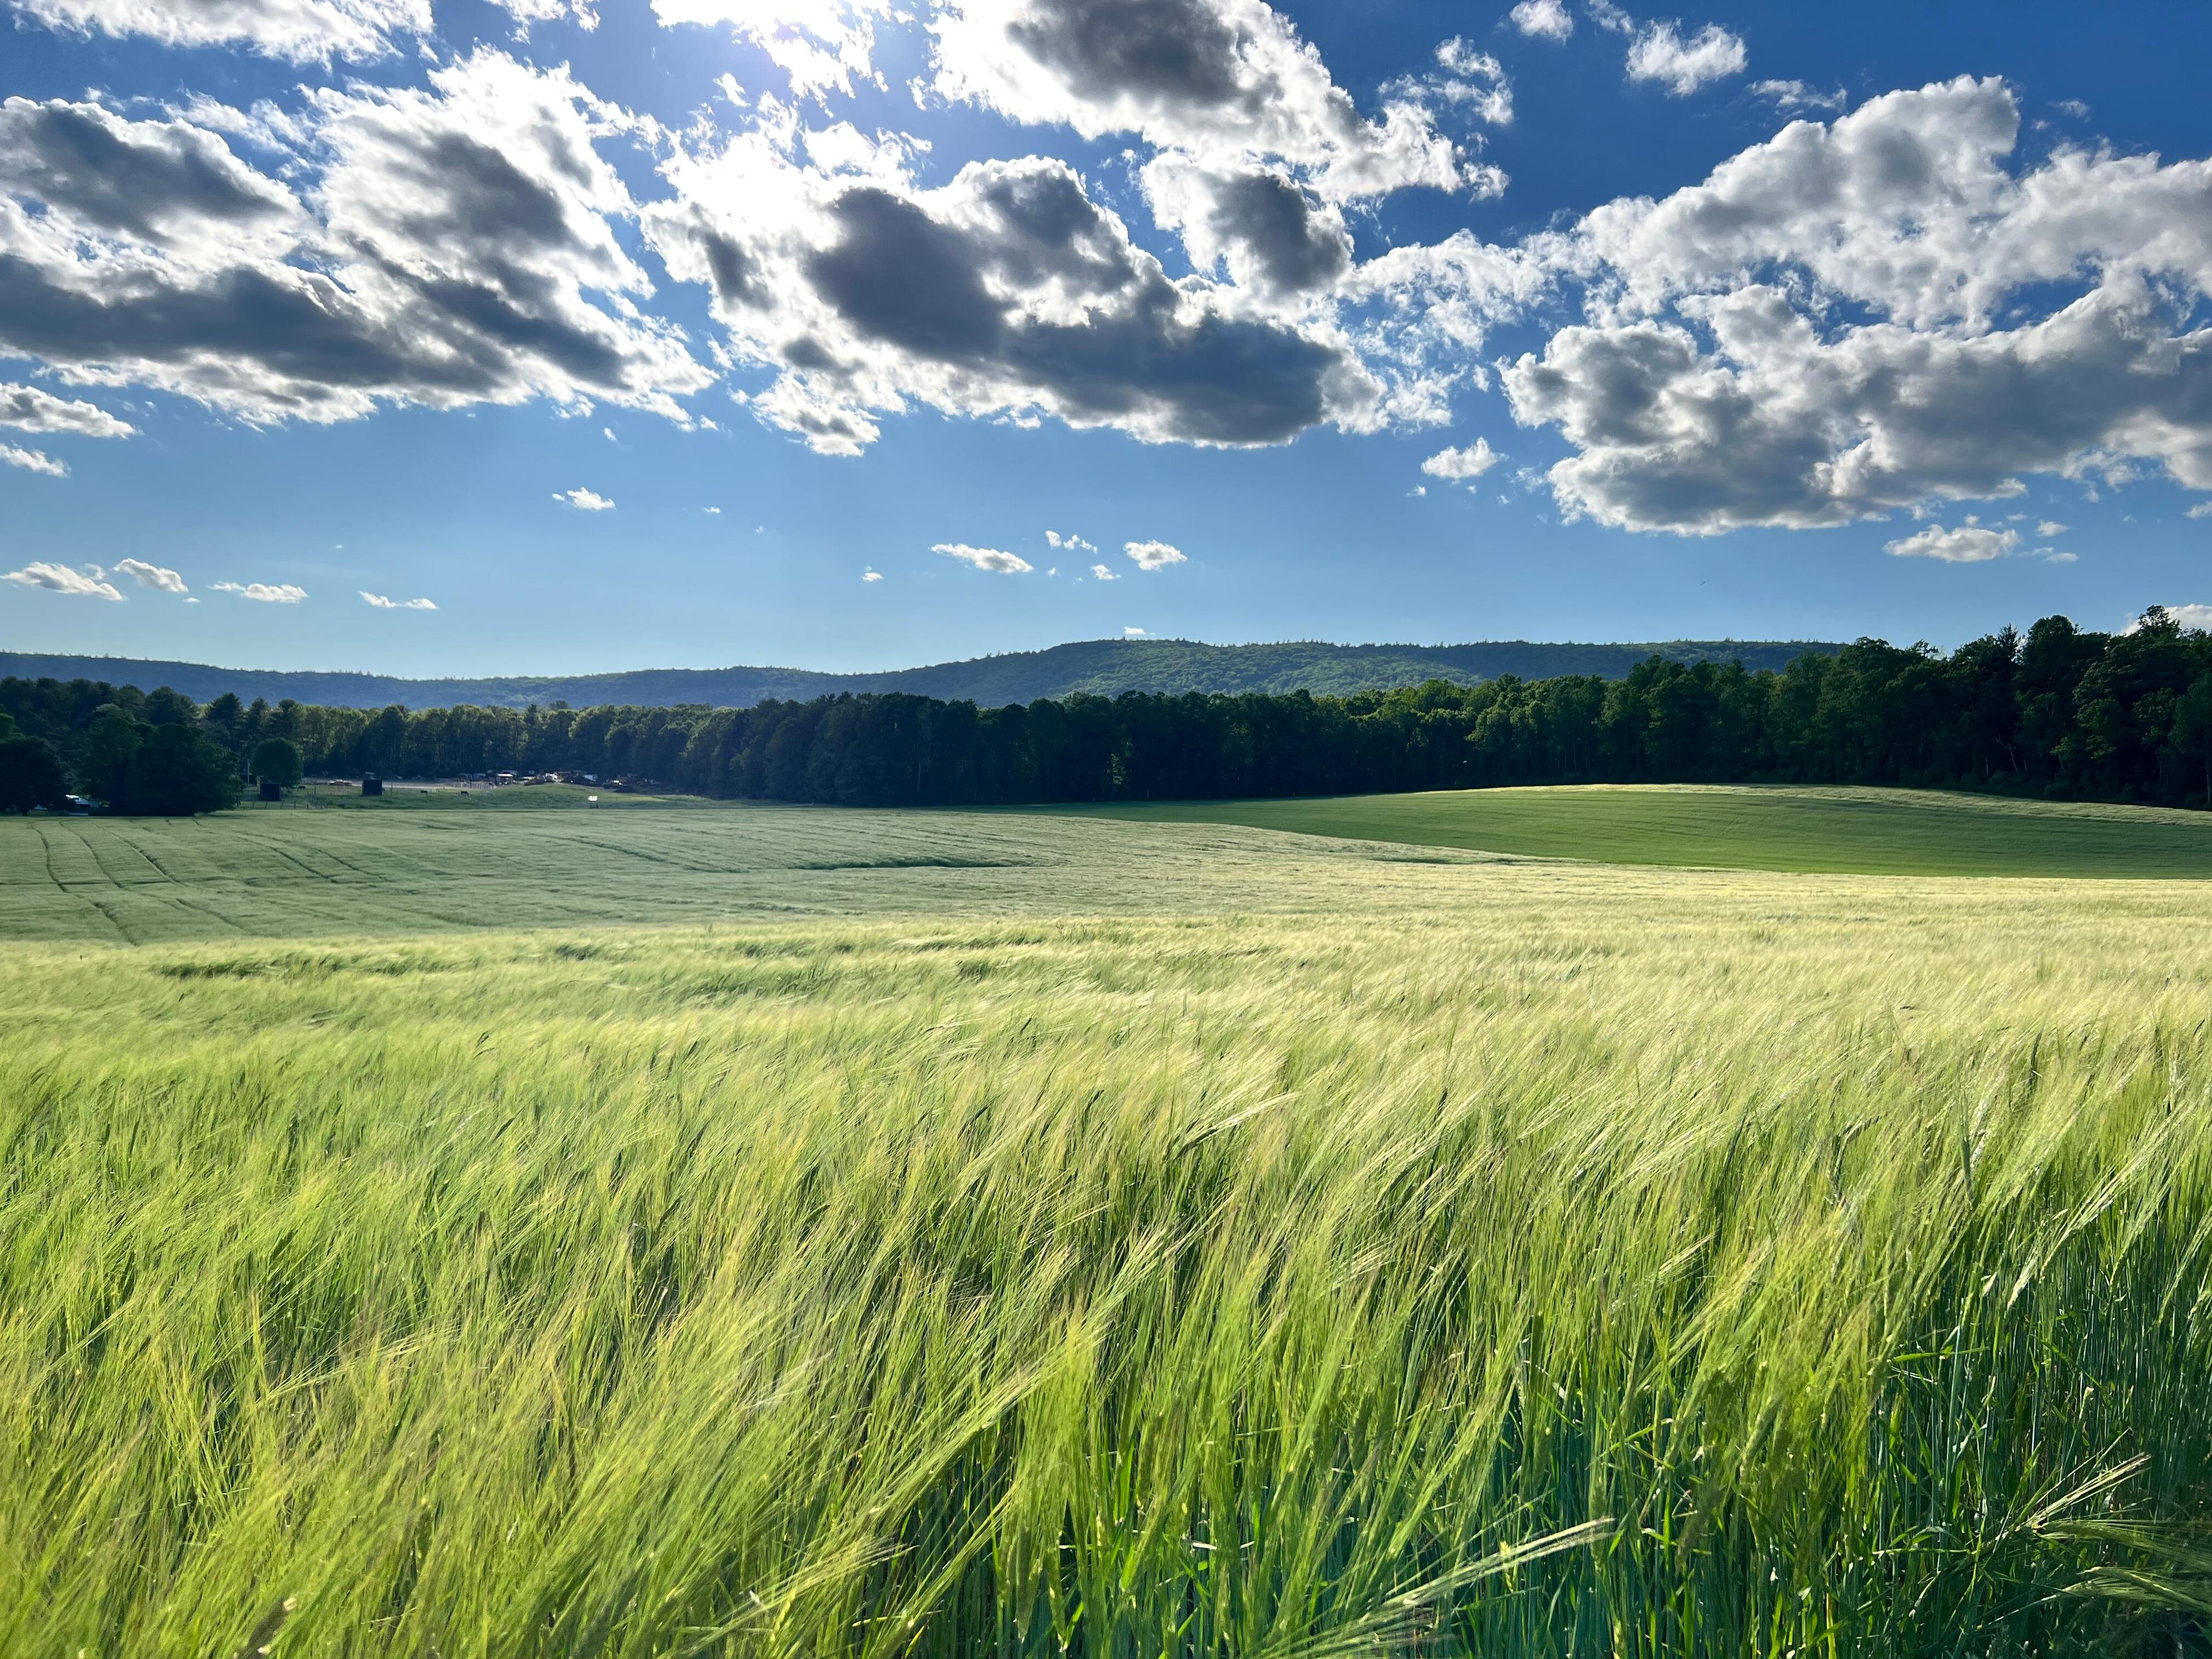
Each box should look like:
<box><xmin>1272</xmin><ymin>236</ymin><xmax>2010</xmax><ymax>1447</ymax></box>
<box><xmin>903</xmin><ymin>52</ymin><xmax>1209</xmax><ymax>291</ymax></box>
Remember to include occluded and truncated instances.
<box><xmin>4</xmin><ymin>0</ymin><xmax>2212</xmax><ymax>675</ymax></box>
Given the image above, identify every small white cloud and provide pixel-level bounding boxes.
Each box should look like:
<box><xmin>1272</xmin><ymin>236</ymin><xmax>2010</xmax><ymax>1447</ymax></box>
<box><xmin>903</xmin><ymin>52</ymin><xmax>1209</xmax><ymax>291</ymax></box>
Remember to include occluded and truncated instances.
<box><xmin>361</xmin><ymin>590</ymin><xmax>435</xmax><ymax>609</ymax></box>
<box><xmin>1422</xmin><ymin>438</ymin><xmax>1502</xmax><ymax>480</ymax></box>
<box><xmin>214</xmin><ymin>581</ymin><xmax>310</xmax><ymax>602</ymax></box>
<box><xmin>1123</xmin><ymin>626</ymin><xmax>1147</xmax><ymax>637</ymax></box>
<box><xmin>1090</xmin><ymin>562</ymin><xmax>1118</xmax><ymax>581</ymax></box>
<box><xmin>2037</xmin><ymin>520</ymin><xmax>2067</xmax><ymax>537</ymax></box>
<box><xmin>703</xmin><ymin>505</ymin><xmax>721</xmax><ymax>514</ymax></box>
<box><xmin>1750</xmin><ymin>78</ymin><xmax>1846</xmax><ymax>113</ymax></box>
<box><xmin>1509</xmin><ymin>0</ymin><xmax>1573</xmax><ymax>40</ymax></box>
<box><xmin>1626</xmin><ymin>22</ymin><xmax>1747</xmax><ymax>96</ymax></box>
<box><xmin>1410</xmin><ymin>484</ymin><xmax>1427</xmax><ymax>497</ymax></box>
<box><xmin>1</xmin><ymin>444</ymin><xmax>67</xmax><ymax>477</ymax></box>
<box><xmin>2042</xmin><ymin>550</ymin><xmax>2077</xmax><ymax>563</ymax></box>
<box><xmin>0</xmin><ymin>383</ymin><xmax>136</xmax><ymax>438</ymax></box>
<box><xmin>2188</xmin><ymin>502</ymin><xmax>2212</xmax><ymax>520</ymax></box>
<box><xmin>862</xmin><ymin>567</ymin><xmax>882</xmax><ymax>582</ymax></box>
<box><xmin>1885</xmin><ymin>525</ymin><xmax>2020</xmax><ymax>563</ymax></box>
<box><xmin>1124</xmin><ymin>539</ymin><xmax>1187</xmax><ymax>571</ymax></box>
<box><xmin>115</xmin><ymin>558</ymin><xmax>188</xmax><ymax>593</ymax></box>
<box><xmin>602</xmin><ymin>426</ymin><xmax>616</xmax><ymax>442</ymax></box>
<box><xmin>932</xmin><ymin>541</ymin><xmax>1032</xmax><ymax>573</ymax></box>
<box><xmin>554</xmin><ymin>487</ymin><xmax>614</xmax><ymax>511</ymax></box>
<box><xmin>1046</xmin><ymin>529</ymin><xmax>1097</xmax><ymax>552</ymax></box>
<box><xmin>2054</xmin><ymin>98</ymin><xmax>2091</xmax><ymax>120</ymax></box>
<box><xmin>3</xmin><ymin>560</ymin><xmax>122</xmax><ymax>599</ymax></box>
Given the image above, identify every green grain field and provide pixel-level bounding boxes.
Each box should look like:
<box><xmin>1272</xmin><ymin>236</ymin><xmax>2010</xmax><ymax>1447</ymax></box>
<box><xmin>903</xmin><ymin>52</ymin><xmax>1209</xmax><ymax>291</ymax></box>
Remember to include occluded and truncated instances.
<box><xmin>1044</xmin><ymin>782</ymin><xmax>2212</xmax><ymax>877</ymax></box>
<box><xmin>8</xmin><ymin>791</ymin><xmax>2212</xmax><ymax>1657</ymax></box>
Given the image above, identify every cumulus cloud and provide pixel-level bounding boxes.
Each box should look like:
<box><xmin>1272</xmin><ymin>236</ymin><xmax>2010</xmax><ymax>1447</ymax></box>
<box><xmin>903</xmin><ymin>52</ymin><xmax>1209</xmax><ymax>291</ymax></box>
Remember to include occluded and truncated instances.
<box><xmin>933</xmin><ymin>541</ymin><xmax>1032</xmax><ymax>573</ymax></box>
<box><xmin>2037</xmin><ymin>520</ymin><xmax>2067</xmax><ymax>537</ymax></box>
<box><xmin>1751</xmin><ymin>79</ymin><xmax>1846</xmax><ymax>114</ymax></box>
<box><xmin>1509</xmin><ymin>0</ymin><xmax>1573</xmax><ymax>41</ymax></box>
<box><xmin>929</xmin><ymin>0</ymin><xmax>1471</xmax><ymax>202</ymax></box>
<box><xmin>12</xmin><ymin>0</ymin><xmax>429</xmax><ymax>61</ymax></box>
<box><xmin>1124</xmin><ymin>538</ymin><xmax>1187</xmax><ymax>569</ymax></box>
<box><xmin>555</xmin><ymin>487</ymin><xmax>615</xmax><ymax>510</ymax></box>
<box><xmin>361</xmin><ymin>590</ymin><xmax>435</xmax><ymax>608</ymax></box>
<box><xmin>862</xmin><ymin>566</ymin><xmax>882</xmax><ymax>581</ymax></box>
<box><xmin>3</xmin><ymin>560</ymin><xmax>122</xmax><ymax>598</ymax></box>
<box><xmin>1494</xmin><ymin>78</ymin><xmax>2212</xmax><ymax>533</ymax></box>
<box><xmin>0</xmin><ymin>444</ymin><xmax>66</xmax><ymax>475</ymax></box>
<box><xmin>1885</xmin><ymin>525</ymin><xmax>2019</xmax><ymax>563</ymax></box>
<box><xmin>1625</xmin><ymin>22</ymin><xmax>1747</xmax><ymax>96</ymax></box>
<box><xmin>1422</xmin><ymin>437</ymin><xmax>1501</xmax><ymax>479</ymax></box>
<box><xmin>115</xmin><ymin>557</ymin><xmax>187</xmax><ymax>592</ymax></box>
<box><xmin>213</xmin><ymin>580</ymin><xmax>309</xmax><ymax>601</ymax></box>
<box><xmin>0</xmin><ymin>382</ymin><xmax>135</xmax><ymax>438</ymax></box>
<box><xmin>1089</xmin><ymin>562</ymin><xmax>1117</xmax><ymax>579</ymax></box>
<box><xmin>651</xmin><ymin>124</ymin><xmax>1374</xmax><ymax>453</ymax></box>
<box><xmin>1123</xmin><ymin>625</ymin><xmax>1147</xmax><ymax>635</ymax></box>
<box><xmin>1046</xmin><ymin>530</ymin><xmax>1097</xmax><ymax>552</ymax></box>
<box><xmin>0</xmin><ymin>58</ymin><xmax>709</xmax><ymax>430</ymax></box>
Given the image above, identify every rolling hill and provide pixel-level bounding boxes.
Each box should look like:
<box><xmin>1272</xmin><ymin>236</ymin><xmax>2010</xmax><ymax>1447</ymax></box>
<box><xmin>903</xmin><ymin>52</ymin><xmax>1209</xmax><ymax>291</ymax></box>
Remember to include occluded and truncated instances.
<box><xmin>0</xmin><ymin>636</ymin><xmax>1838</xmax><ymax>711</ymax></box>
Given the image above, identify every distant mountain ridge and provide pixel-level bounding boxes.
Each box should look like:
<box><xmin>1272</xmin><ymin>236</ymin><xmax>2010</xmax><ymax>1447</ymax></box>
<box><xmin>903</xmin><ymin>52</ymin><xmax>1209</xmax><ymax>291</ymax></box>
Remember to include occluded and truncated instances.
<box><xmin>0</xmin><ymin>637</ymin><xmax>1842</xmax><ymax>711</ymax></box>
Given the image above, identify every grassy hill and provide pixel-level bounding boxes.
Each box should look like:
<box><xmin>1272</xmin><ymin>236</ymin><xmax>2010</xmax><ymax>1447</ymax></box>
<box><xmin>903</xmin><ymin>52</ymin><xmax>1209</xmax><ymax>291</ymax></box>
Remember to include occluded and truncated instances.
<box><xmin>1043</xmin><ymin>784</ymin><xmax>2212</xmax><ymax>879</ymax></box>
<box><xmin>0</xmin><ymin>635</ymin><xmax>1838</xmax><ymax>711</ymax></box>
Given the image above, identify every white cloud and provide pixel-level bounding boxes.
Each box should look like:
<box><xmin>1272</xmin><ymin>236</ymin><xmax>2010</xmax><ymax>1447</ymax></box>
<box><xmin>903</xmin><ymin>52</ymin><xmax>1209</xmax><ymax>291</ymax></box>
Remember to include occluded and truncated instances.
<box><xmin>1626</xmin><ymin>22</ymin><xmax>1748</xmax><ymax>96</ymax></box>
<box><xmin>2055</xmin><ymin>99</ymin><xmax>2091</xmax><ymax>121</ymax></box>
<box><xmin>1046</xmin><ymin>530</ymin><xmax>1097</xmax><ymax>552</ymax></box>
<box><xmin>1123</xmin><ymin>626</ymin><xmax>1147</xmax><ymax>636</ymax></box>
<box><xmin>862</xmin><ymin>566</ymin><xmax>882</xmax><ymax>581</ymax></box>
<box><xmin>3</xmin><ymin>560</ymin><xmax>121</xmax><ymax>599</ymax></box>
<box><xmin>555</xmin><ymin>487</ymin><xmax>615</xmax><ymax>511</ymax></box>
<box><xmin>1750</xmin><ymin>79</ymin><xmax>1846</xmax><ymax>114</ymax></box>
<box><xmin>0</xmin><ymin>445</ymin><xmax>66</xmax><ymax>476</ymax></box>
<box><xmin>0</xmin><ymin>382</ymin><xmax>135</xmax><ymax>438</ymax></box>
<box><xmin>484</xmin><ymin>0</ymin><xmax>599</xmax><ymax>37</ymax></box>
<box><xmin>1494</xmin><ymin>78</ymin><xmax>2212</xmax><ymax>533</ymax></box>
<box><xmin>932</xmin><ymin>541</ymin><xmax>1032</xmax><ymax>573</ymax></box>
<box><xmin>213</xmin><ymin>581</ymin><xmax>309</xmax><ymax>601</ymax></box>
<box><xmin>12</xmin><ymin>0</ymin><xmax>429</xmax><ymax>61</ymax></box>
<box><xmin>1090</xmin><ymin>563</ymin><xmax>1118</xmax><ymax>580</ymax></box>
<box><xmin>115</xmin><ymin>558</ymin><xmax>187</xmax><ymax>593</ymax></box>
<box><xmin>1124</xmin><ymin>539</ymin><xmax>1187</xmax><ymax>570</ymax></box>
<box><xmin>1885</xmin><ymin>525</ymin><xmax>2019</xmax><ymax>563</ymax></box>
<box><xmin>361</xmin><ymin>590</ymin><xmax>435</xmax><ymax>608</ymax></box>
<box><xmin>2156</xmin><ymin>603</ymin><xmax>2212</xmax><ymax>629</ymax></box>
<box><xmin>653</xmin><ymin>0</ymin><xmax>897</xmax><ymax>99</ymax></box>
<box><xmin>929</xmin><ymin>0</ymin><xmax>1472</xmax><ymax>204</ymax></box>
<box><xmin>1509</xmin><ymin>0</ymin><xmax>1573</xmax><ymax>41</ymax></box>
<box><xmin>2042</xmin><ymin>549</ymin><xmax>2077</xmax><ymax>562</ymax></box>
<box><xmin>650</xmin><ymin>126</ymin><xmax>1378</xmax><ymax>454</ymax></box>
<box><xmin>703</xmin><ymin>505</ymin><xmax>721</xmax><ymax>514</ymax></box>
<box><xmin>0</xmin><ymin>59</ymin><xmax>710</xmax><ymax>430</ymax></box>
<box><xmin>2037</xmin><ymin>520</ymin><xmax>2067</xmax><ymax>537</ymax></box>
<box><xmin>1385</xmin><ymin>40</ymin><xmax>1513</xmax><ymax>128</ymax></box>
<box><xmin>1422</xmin><ymin>438</ymin><xmax>1502</xmax><ymax>479</ymax></box>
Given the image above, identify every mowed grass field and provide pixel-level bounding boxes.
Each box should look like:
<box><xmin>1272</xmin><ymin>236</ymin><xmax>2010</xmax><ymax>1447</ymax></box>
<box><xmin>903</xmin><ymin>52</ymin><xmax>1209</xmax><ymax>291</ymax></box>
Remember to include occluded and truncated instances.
<box><xmin>10</xmin><ymin>793</ymin><xmax>2212</xmax><ymax>1655</ymax></box>
<box><xmin>1045</xmin><ymin>783</ymin><xmax>2212</xmax><ymax>877</ymax></box>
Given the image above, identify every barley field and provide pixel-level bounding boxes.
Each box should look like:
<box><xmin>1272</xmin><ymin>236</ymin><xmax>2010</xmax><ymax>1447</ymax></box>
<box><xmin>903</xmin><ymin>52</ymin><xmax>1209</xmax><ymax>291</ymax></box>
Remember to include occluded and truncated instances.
<box><xmin>7</xmin><ymin>798</ymin><xmax>2212</xmax><ymax>1656</ymax></box>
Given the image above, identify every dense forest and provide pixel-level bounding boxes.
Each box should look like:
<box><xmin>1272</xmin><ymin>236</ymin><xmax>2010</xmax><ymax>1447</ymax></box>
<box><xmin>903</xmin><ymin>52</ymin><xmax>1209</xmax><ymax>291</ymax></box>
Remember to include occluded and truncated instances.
<box><xmin>0</xmin><ymin>635</ymin><xmax>1834</xmax><ymax>712</ymax></box>
<box><xmin>6</xmin><ymin>611</ymin><xmax>2212</xmax><ymax>812</ymax></box>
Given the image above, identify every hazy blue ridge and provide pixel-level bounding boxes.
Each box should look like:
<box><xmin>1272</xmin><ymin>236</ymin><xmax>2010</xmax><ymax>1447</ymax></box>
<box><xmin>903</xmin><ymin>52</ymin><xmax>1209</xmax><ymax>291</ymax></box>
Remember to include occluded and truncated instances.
<box><xmin>0</xmin><ymin>637</ymin><xmax>1840</xmax><ymax>711</ymax></box>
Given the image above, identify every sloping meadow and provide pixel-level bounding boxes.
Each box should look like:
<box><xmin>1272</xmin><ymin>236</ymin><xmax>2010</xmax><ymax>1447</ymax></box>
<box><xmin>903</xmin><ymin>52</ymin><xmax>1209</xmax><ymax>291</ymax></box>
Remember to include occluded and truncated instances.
<box><xmin>6</xmin><ymin>865</ymin><xmax>2212</xmax><ymax>1655</ymax></box>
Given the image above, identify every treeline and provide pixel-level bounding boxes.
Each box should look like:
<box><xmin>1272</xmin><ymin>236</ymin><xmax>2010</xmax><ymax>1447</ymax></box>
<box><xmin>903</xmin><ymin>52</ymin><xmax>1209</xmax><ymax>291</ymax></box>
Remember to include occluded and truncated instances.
<box><xmin>7</xmin><ymin>609</ymin><xmax>2212</xmax><ymax>812</ymax></box>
